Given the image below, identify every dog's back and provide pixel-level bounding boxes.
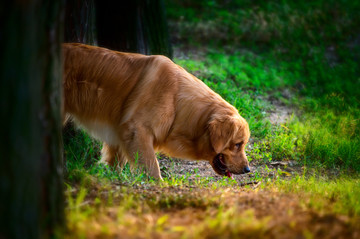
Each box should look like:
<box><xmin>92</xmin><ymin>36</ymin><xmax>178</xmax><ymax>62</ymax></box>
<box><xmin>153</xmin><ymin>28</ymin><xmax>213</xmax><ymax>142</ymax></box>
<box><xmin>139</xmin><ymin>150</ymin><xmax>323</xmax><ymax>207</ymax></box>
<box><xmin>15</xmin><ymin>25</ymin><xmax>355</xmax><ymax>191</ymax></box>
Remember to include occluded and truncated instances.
<box><xmin>63</xmin><ymin>43</ymin><xmax>179</xmax><ymax>145</ymax></box>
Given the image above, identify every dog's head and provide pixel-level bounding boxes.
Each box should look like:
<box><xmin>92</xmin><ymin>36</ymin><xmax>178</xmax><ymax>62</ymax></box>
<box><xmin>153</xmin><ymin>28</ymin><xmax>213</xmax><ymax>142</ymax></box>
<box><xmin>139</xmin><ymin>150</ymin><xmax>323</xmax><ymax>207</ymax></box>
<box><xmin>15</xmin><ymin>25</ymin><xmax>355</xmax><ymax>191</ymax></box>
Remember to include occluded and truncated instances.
<box><xmin>208</xmin><ymin>113</ymin><xmax>250</xmax><ymax>177</ymax></box>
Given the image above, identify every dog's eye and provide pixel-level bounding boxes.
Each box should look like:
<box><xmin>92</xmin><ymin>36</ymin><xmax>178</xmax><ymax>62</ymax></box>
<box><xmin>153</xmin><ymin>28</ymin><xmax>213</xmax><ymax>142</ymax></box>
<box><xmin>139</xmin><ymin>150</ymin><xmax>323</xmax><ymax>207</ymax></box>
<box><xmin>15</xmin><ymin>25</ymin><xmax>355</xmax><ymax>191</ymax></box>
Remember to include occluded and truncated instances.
<box><xmin>235</xmin><ymin>142</ymin><xmax>243</xmax><ymax>150</ymax></box>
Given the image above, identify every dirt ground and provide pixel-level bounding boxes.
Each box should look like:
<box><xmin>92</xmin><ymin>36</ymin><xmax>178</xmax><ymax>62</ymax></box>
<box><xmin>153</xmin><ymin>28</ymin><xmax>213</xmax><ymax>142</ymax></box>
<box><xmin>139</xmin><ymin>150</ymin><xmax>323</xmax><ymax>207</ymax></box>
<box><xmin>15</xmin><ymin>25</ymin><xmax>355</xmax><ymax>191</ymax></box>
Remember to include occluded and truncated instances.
<box><xmin>158</xmin><ymin>155</ymin><xmax>301</xmax><ymax>185</ymax></box>
<box><xmin>141</xmin><ymin>103</ymin><xmax>359</xmax><ymax>239</ymax></box>
<box><xmin>150</xmin><ymin>160</ymin><xmax>359</xmax><ymax>239</ymax></box>
<box><xmin>75</xmin><ymin>180</ymin><xmax>360</xmax><ymax>239</ymax></box>
<box><xmin>67</xmin><ymin>99</ymin><xmax>359</xmax><ymax>238</ymax></box>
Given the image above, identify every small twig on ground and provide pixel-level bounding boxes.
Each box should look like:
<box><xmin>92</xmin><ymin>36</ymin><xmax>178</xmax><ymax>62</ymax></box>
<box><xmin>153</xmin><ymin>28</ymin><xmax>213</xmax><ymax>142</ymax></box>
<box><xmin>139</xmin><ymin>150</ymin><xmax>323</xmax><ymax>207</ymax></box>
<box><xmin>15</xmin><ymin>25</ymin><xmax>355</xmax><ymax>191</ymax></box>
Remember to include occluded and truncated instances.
<box><xmin>253</xmin><ymin>181</ymin><xmax>262</xmax><ymax>189</ymax></box>
<box><xmin>239</xmin><ymin>181</ymin><xmax>259</xmax><ymax>187</ymax></box>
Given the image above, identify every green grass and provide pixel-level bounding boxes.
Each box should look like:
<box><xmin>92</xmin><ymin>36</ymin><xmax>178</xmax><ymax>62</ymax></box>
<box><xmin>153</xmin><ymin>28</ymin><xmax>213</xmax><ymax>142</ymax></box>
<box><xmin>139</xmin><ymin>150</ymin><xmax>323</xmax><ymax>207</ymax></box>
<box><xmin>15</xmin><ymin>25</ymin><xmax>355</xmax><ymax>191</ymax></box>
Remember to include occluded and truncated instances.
<box><xmin>296</xmin><ymin>111</ymin><xmax>360</xmax><ymax>171</ymax></box>
<box><xmin>64</xmin><ymin>128</ymin><xmax>152</xmax><ymax>187</ymax></box>
<box><xmin>64</xmin><ymin>174</ymin><xmax>360</xmax><ymax>238</ymax></box>
<box><xmin>175</xmin><ymin>51</ymin><xmax>360</xmax><ymax>172</ymax></box>
<box><xmin>166</xmin><ymin>0</ymin><xmax>360</xmax><ymax>108</ymax></box>
<box><xmin>168</xmin><ymin>0</ymin><xmax>360</xmax><ymax>172</ymax></box>
<box><xmin>272</xmin><ymin>174</ymin><xmax>360</xmax><ymax>216</ymax></box>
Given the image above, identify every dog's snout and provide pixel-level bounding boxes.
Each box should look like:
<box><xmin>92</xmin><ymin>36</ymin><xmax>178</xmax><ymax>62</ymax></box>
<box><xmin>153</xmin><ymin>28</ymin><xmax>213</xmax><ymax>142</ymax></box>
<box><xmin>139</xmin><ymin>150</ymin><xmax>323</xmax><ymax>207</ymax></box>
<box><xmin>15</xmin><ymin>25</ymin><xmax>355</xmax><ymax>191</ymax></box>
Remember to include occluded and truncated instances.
<box><xmin>243</xmin><ymin>166</ymin><xmax>251</xmax><ymax>173</ymax></box>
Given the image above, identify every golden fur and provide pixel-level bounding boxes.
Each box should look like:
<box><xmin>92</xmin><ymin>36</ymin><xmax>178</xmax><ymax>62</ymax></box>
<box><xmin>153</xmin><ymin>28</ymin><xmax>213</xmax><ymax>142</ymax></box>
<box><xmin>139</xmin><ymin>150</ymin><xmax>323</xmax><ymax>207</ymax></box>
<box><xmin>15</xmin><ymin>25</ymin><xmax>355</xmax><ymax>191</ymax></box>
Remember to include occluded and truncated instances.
<box><xmin>63</xmin><ymin>43</ymin><xmax>250</xmax><ymax>179</ymax></box>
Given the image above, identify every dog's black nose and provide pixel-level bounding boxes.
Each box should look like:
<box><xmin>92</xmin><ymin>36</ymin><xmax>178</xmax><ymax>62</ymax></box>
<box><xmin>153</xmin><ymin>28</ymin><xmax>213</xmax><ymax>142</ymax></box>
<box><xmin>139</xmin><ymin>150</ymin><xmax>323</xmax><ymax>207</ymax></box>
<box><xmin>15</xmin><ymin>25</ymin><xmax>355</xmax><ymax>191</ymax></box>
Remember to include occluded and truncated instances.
<box><xmin>243</xmin><ymin>166</ymin><xmax>251</xmax><ymax>173</ymax></box>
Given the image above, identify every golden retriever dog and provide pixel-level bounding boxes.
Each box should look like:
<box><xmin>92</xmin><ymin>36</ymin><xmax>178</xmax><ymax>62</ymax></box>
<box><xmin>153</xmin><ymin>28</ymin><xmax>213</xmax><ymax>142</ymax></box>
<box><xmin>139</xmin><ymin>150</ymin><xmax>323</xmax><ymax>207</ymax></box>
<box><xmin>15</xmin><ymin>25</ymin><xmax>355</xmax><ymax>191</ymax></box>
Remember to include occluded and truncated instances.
<box><xmin>63</xmin><ymin>43</ymin><xmax>251</xmax><ymax>180</ymax></box>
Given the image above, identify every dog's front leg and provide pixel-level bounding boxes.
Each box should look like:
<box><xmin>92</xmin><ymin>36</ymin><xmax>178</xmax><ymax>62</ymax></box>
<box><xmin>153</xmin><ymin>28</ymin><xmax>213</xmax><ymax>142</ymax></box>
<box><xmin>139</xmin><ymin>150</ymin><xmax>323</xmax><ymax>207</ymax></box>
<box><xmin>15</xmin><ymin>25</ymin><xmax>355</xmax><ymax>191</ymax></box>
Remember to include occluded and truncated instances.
<box><xmin>100</xmin><ymin>143</ymin><xmax>128</xmax><ymax>169</ymax></box>
<box><xmin>120</xmin><ymin>124</ymin><xmax>162</xmax><ymax>180</ymax></box>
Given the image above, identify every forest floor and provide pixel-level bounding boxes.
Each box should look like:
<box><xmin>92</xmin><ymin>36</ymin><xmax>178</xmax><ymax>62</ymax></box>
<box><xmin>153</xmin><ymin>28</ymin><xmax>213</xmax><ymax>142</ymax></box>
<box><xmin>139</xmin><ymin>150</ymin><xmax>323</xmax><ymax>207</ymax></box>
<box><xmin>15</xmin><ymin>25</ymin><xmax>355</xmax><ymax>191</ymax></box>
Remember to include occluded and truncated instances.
<box><xmin>64</xmin><ymin>100</ymin><xmax>360</xmax><ymax>239</ymax></box>
<box><xmin>66</xmin><ymin>182</ymin><xmax>360</xmax><ymax>239</ymax></box>
<box><xmin>65</xmin><ymin>155</ymin><xmax>360</xmax><ymax>239</ymax></box>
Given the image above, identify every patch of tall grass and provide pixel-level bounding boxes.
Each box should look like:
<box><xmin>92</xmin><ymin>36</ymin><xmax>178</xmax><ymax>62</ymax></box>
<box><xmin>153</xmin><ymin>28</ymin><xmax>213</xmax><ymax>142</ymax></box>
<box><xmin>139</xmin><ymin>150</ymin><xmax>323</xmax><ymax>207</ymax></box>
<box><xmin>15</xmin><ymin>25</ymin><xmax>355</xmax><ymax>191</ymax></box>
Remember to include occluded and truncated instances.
<box><xmin>266</xmin><ymin>108</ymin><xmax>360</xmax><ymax>172</ymax></box>
<box><xmin>64</xmin><ymin>128</ymin><xmax>151</xmax><ymax>186</ymax></box>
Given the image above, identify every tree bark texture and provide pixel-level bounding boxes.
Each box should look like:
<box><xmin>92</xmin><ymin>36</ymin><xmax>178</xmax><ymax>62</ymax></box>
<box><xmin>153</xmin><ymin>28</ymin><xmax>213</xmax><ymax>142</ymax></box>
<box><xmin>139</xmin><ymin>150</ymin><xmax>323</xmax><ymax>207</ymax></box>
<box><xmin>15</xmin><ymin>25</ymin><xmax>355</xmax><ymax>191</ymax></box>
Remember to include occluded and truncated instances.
<box><xmin>0</xmin><ymin>1</ymin><xmax>65</xmax><ymax>238</ymax></box>
<box><xmin>96</xmin><ymin>0</ymin><xmax>172</xmax><ymax>58</ymax></box>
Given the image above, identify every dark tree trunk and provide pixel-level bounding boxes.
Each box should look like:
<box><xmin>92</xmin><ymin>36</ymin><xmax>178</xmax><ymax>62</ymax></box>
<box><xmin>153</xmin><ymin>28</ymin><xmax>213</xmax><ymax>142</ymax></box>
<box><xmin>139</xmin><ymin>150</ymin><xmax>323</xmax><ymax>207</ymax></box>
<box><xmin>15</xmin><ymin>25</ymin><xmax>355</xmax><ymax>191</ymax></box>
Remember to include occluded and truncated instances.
<box><xmin>64</xmin><ymin>0</ymin><xmax>97</xmax><ymax>44</ymax></box>
<box><xmin>0</xmin><ymin>1</ymin><xmax>65</xmax><ymax>238</ymax></box>
<box><xmin>96</xmin><ymin>0</ymin><xmax>172</xmax><ymax>58</ymax></box>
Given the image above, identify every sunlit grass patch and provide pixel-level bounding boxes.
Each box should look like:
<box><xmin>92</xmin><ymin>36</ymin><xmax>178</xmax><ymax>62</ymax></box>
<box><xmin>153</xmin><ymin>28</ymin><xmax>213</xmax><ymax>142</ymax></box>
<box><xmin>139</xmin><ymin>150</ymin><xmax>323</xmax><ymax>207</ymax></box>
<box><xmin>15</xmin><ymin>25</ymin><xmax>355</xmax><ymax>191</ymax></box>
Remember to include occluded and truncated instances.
<box><xmin>300</xmin><ymin>111</ymin><xmax>360</xmax><ymax>172</ymax></box>
<box><xmin>247</xmin><ymin>110</ymin><xmax>360</xmax><ymax>173</ymax></box>
<box><xmin>64</xmin><ymin>183</ymin><xmax>268</xmax><ymax>238</ymax></box>
<box><xmin>270</xmin><ymin>110</ymin><xmax>360</xmax><ymax>172</ymax></box>
<box><xmin>64</xmin><ymin>178</ymin><xmax>360</xmax><ymax>238</ymax></box>
<box><xmin>187</xmin><ymin>209</ymin><xmax>270</xmax><ymax>238</ymax></box>
<box><xmin>271</xmin><ymin>174</ymin><xmax>360</xmax><ymax>216</ymax></box>
<box><xmin>65</xmin><ymin>184</ymin><xmax>235</xmax><ymax>238</ymax></box>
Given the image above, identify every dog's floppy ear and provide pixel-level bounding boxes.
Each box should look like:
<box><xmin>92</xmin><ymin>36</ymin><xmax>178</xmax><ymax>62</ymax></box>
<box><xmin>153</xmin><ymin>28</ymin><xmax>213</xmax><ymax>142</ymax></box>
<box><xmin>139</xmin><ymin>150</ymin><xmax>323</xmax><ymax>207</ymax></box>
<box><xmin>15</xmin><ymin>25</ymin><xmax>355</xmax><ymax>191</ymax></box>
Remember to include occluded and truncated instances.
<box><xmin>208</xmin><ymin>115</ymin><xmax>238</xmax><ymax>154</ymax></box>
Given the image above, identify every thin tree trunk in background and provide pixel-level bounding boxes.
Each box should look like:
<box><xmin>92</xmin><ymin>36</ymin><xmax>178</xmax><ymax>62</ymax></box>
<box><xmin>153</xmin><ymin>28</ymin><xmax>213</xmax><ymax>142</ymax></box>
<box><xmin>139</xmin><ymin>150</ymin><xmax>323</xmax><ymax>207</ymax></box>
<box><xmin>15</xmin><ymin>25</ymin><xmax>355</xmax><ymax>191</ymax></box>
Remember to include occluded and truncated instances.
<box><xmin>96</xmin><ymin>0</ymin><xmax>172</xmax><ymax>58</ymax></box>
<box><xmin>96</xmin><ymin>1</ymin><xmax>137</xmax><ymax>52</ymax></box>
<box><xmin>0</xmin><ymin>1</ymin><xmax>64</xmax><ymax>238</ymax></box>
<box><xmin>139</xmin><ymin>0</ymin><xmax>173</xmax><ymax>58</ymax></box>
<box><xmin>64</xmin><ymin>0</ymin><xmax>97</xmax><ymax>44</ymax></box>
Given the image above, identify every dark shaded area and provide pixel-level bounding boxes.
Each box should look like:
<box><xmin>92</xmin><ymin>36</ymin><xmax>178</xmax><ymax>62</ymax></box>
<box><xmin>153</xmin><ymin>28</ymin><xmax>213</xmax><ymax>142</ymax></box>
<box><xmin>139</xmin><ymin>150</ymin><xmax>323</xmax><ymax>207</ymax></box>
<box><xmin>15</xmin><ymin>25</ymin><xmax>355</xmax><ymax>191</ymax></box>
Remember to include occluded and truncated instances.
<box><xmin>0</xmin><ymin>1</ymin><xmax>64</xmax><ymax>238</ymax></box>
<box><xmin>64</xmin><ymin>0</ymin><xmax>173</xmax><ymax>57</ymax></box>
<box><xmin>96</xmin><ymin>0</ymin><xmax>172</xmax><ymax>58</ymax></box>
<box><xmin>64</xmin><ymin>0</ymin><xmax>97</xmax><ymax>44</ymax></box>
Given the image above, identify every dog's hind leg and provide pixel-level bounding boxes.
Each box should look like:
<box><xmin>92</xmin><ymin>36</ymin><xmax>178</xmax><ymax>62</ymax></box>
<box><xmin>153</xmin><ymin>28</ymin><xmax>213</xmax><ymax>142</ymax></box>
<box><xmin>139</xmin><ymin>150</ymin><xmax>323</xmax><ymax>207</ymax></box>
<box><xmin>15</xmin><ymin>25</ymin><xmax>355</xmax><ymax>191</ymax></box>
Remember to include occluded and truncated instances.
<box><xmin>100</xmin><ymin>143</ymin><xmax>127</xmax><ymax>169</ymax></box>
